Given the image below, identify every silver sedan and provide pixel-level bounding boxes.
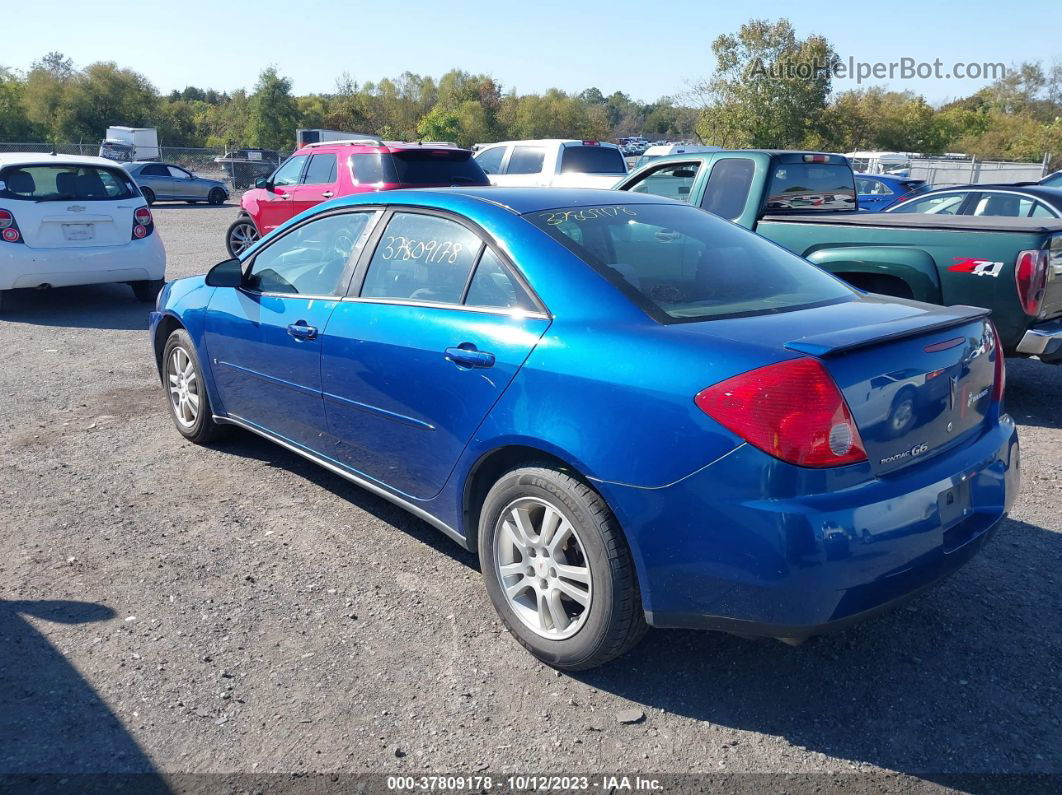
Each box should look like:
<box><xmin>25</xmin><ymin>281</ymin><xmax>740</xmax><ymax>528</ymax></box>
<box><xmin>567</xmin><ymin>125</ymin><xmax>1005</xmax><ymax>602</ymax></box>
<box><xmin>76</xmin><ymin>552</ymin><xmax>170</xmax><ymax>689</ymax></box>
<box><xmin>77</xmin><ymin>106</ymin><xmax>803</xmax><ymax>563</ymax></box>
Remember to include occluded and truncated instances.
<box><xmin>122</xmin><ymin>162</ymin><xmax>229</xmax><ymax>206</ymax></box>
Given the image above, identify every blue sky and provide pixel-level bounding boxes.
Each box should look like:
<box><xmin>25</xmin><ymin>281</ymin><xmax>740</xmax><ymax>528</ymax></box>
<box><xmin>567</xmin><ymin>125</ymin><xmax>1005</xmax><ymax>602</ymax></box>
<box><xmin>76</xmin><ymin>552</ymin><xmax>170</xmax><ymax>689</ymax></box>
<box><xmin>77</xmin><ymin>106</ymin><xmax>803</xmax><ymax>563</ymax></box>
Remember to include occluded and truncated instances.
<box><xmin>5</xmin><ymin>0</ymin><xmax>1058</xmax><ymax>104</ymax></box>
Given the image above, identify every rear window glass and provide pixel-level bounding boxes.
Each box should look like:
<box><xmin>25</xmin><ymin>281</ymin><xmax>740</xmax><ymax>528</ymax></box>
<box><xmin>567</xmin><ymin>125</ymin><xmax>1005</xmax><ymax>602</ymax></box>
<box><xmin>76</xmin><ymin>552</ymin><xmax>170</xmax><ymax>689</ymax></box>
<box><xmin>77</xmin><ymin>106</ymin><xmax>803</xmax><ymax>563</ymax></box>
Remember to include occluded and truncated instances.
<box><xmin>0</xmin><ymin>164</ymin><xmax>136</xmax><ymax>201</ymax></box>
<box><xmin>528</xmin><ymin>203</ymin><xmax>853</xmax><ymax>322</ymax></box>
<box><xmin>559</xmin><ymin>146</ymin><xmax>626</xmax><ymax>174</ymax></box>
<box><xmin>390</xmin><ymin>150</ymin><xmax>489</xmax><ymax>186</ymax></box>
<box><xmin>766</xmin><ymin>163</ymin><xmax>855</xmax><ymax>211</ymax></box>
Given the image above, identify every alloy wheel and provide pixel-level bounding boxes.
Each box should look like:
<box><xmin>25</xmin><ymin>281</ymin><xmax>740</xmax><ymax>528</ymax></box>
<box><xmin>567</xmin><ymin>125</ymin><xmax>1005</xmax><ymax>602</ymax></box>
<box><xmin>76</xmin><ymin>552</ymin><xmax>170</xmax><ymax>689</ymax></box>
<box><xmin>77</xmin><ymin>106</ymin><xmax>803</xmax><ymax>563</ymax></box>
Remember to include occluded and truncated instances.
<box><xmin>166</xmin><ymin>346</ymin><xmax>200</xmax><ymax>428</ymax></box>
<box><xmin>228</xmin><ymin>221</ymin><xmax>259</xmax><ymax>255</ymax></box>
<box><xmin>493</xmin><ymin>497</ymin><xmax>593</xmax><ymax>640</ymax></box>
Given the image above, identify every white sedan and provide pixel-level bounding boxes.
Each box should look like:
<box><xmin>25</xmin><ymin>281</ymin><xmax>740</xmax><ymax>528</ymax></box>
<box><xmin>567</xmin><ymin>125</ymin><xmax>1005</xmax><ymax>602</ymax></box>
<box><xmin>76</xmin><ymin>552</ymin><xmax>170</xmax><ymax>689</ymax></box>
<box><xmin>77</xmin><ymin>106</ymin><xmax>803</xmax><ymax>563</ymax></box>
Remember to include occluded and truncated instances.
<box><xmin>0</xmin><ymin>153</ymin><xmax>166</xmax><ymax>312</ymax></box>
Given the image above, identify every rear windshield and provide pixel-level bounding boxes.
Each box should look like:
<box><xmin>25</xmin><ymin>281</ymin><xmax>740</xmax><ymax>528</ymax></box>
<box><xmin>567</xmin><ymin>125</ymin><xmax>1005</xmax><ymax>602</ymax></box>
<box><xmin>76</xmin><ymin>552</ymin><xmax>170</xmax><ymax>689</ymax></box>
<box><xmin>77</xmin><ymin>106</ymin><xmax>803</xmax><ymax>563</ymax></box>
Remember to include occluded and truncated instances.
<box><xmin>901</xmin><ymin>180</ymin><xmax>929</xmax><ymax>195</ymax></box>
<box><xmin>560</xmin><ymin>146</ymin><xmax>627</xmax><ymax>174</ymax></box>
<box><xmin>0</xmin><ymin>164</ymin><xmax>137</xmax><ymax>202</ymax></box>
<box><xmin>528</xmin><ymin>203</ymin><xmax>854</xmax><ymax>322</ymax></box>
<box><xmin>374</xmin><ymin>149</ymin><xmax>489</xmax><ymax>186</ymax></box>
<box><xmin>766</xmin><ymin>163</ymin><xmax>855</xmax><ymax>211</ymax></box>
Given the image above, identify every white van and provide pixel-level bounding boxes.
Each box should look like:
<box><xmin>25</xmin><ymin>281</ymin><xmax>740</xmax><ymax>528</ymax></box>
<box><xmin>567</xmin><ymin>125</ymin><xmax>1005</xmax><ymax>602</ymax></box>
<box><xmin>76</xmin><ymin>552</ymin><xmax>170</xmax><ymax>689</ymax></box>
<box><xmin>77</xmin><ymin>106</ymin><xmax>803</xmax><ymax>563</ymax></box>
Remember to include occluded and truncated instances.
<box><xmin>473</xmin><ymin>140</ymin><xmax>628</xmax><ymax>189</ymax></box>
<box><xmin>634</xmin><ymin>144</ymin><xmax>722</xmax><ymax>169</ymax></box>
<box><xmin>0</xmin><ymin>153</ymin><xmax>166</xmax><ymax>312</ymax></box>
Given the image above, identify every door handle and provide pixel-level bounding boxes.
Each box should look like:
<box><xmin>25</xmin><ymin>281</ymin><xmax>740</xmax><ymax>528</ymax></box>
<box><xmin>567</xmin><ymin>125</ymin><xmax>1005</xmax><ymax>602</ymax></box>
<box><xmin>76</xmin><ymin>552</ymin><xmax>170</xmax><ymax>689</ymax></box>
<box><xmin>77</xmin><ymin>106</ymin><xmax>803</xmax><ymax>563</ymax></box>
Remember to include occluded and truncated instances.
<box><xmin>321</xmin><ymin>191</ymin><xmax>334</xmax><ymax>198</ymax></box>
<box><xmin>287</xmin><ymin>322</ymin><xmax>318</xmax><ymax>341</ymax></box>
<box><xmin>445</xmin><ymin>345</ymin><xmax>495</xmax><ymax>369</ymax></box>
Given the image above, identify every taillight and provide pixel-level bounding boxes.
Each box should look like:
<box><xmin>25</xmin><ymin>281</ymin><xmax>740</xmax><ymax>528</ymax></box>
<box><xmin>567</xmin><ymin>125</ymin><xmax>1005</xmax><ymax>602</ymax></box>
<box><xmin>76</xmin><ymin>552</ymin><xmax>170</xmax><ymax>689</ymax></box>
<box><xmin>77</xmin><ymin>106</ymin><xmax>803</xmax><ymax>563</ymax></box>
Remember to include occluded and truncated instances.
<box><xmin>989</xmin><ymin>320</ymin><xmax>1006</xmax><ymax>403</ymax></box>
<box><xmin>0</xmin><ymin>208</ymin><xmax>23</xmax><ymax>243</ymax></box>
<box><xmin>132</xmin><ymin>205</ymin><xmax>154</xmax><ymax>240</ymax></box>
<box><xmin>1014</xmin><ymin>249</ymin><xmax>1049</xmax><ymax>316</ymax></box>
<box><xmin>695</xmin><ymin>357</ymin><xmax>867</xmax><ymax>468</ymax></box>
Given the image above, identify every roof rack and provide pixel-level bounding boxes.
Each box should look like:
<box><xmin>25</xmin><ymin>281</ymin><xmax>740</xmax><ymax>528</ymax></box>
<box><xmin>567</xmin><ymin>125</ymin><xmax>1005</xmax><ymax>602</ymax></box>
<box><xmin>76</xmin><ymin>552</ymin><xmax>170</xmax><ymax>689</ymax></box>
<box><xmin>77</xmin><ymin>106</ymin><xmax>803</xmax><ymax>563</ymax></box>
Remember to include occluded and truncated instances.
<box><xmin>303</xmin><ymin>137</ymin><xmax>384</xmax><ymax>148</ymax></box>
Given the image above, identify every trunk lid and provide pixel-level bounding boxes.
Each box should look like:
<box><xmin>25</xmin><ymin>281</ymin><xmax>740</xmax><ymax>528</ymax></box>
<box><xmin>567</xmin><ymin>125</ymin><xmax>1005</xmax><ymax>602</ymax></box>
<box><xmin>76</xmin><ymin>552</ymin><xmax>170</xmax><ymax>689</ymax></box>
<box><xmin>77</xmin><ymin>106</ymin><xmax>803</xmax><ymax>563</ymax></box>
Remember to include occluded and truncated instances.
<box><xmin>19</xmin><ymin>200</ymin><xmax>136</xmax><ymax>248</ymax></box>
<box><xmin>684</xmin><ymin>297</ymin><xmax>998</xmax><ymax>475</ymax></box>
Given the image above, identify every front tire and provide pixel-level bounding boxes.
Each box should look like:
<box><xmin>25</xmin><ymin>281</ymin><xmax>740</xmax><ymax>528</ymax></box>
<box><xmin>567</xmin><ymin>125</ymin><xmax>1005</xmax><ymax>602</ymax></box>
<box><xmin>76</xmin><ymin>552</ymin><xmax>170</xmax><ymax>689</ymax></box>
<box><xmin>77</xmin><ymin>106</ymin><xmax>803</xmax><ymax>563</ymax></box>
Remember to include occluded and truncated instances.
<box><xmin>226</xmin><ymin>216</ymin><xmax>260</xmax><ymax>257</ymax></box>
<box><xmin>141</xmin><ymin>187</ymin><xmax>156</xmax><ymax>205</ymax></box>
<box><xmin>131</xmin><ymin>279</ymin><xmax>164</xmax><ymax>303</ymax></box>
<box><xmin>478</xmin><ymin>465</ymin><xmax>647</xmax><ymax>670</ymax></box>
<box><xmin>162</xmin><ymin>329</ymin><xmax>228</xmax><ymax>444</ymax></box>
<box><xmin>208</xmin><ymin>188</ymin><xmax>226</xmax><ymax>206</ymax></box>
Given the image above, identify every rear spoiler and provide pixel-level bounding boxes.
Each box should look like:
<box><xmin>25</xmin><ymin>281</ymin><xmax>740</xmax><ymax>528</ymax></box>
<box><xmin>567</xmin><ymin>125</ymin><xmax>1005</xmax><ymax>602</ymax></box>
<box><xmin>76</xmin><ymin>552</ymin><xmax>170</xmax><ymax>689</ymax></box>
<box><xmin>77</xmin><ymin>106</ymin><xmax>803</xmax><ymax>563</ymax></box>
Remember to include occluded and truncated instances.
<box><xmin>786</xmin><ymin>303</ymin><xmax>990</xmax><ymax>358</ymax></box>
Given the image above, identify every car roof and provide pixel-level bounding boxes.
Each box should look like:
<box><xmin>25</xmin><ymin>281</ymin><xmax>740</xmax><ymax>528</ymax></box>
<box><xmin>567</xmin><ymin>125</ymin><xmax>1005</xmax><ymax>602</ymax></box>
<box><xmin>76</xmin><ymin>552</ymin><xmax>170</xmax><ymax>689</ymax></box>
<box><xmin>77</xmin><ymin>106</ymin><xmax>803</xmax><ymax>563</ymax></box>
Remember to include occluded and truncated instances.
<box><xmin>474</xmin><ymin>139</ymin><xmax>622</xmax><ymax>148</ymax></box>
<box><xmin>916</xmin><ymin>183</ymin><xmax>1062</xmax><ymax>202</ymax></box>
<box><xmin>330</xmin><ymin>187</ymin><xmax>681</xmax><ymax>215</ymax></box>
<box><xmin>295</xmin><ymin>140</ymin><xmax>471</xmax><ymax>155</ymax></box>
<box><xmin>0</xmin><ymin>152</ymin><xmax>121</xmax><ymax>168</ymax></box>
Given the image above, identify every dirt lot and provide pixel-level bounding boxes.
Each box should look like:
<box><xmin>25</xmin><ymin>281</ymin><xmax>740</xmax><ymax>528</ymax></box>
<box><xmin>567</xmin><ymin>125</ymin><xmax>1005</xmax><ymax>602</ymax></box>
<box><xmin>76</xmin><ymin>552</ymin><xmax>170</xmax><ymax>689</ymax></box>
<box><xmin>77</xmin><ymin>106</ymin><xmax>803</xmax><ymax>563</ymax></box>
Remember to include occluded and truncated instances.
<box><xmin>1</xmin><ymin>201</ymin><xmax>1060</xmax><ymax>789</ymax></box>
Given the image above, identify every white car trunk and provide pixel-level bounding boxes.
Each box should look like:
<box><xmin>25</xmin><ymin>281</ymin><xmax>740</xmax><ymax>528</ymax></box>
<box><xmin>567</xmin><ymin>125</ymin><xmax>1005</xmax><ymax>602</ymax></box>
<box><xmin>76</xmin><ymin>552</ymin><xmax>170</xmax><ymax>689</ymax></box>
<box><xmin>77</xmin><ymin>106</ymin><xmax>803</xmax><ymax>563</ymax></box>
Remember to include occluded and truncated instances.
<box><xmin>20</xmin><ymin>200</ymin><xmax>135</xmax><ymax>248</ymax></box>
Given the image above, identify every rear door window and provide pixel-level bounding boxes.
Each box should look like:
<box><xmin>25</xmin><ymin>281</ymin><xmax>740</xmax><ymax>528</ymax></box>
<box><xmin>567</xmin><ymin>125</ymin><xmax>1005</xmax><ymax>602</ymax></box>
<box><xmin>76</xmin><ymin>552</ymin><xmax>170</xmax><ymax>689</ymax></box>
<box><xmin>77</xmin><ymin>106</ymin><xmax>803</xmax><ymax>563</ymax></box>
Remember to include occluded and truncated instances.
<box><xmin>0</xmin><ymin>164</ymin><xmax>136</xmax><ymax>201</ymax></box>
<box><xmin>360</xmin><ymin>212</ymin><xmax>484</xmax><ymax>304</ymax></box>
<box><xmin>559</xmin><ymin>145</ymin><xmax>626</xmax><ymax>174</ymax></box>
<box><xmin>700</xmin><ymin>158</ymin><xmax>755</xmax><ymax>219</ymax></box>
<box><xmin>302</xmin><ymin>153</ymin><xmax>338</xmax><ymax>185</ymax></box>
<box><xmin>473</xmin><ymin>146</ymin><xmax>507</xmax><ymax>175</ymax></box>
<box><xmin>505</xmin><ymin>146</ymin><xmax>545</xmax><ymax>175</ymax></box>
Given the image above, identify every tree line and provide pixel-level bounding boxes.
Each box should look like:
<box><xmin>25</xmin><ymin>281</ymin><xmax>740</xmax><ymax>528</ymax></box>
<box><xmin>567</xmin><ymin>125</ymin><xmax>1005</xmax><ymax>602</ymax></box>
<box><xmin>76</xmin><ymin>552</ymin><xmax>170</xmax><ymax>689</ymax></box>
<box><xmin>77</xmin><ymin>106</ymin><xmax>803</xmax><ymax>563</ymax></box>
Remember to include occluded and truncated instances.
<box><xmin>1</xmin><ymin>18</ymin><xmax>1059</xmax><ymax>167</ymax></box>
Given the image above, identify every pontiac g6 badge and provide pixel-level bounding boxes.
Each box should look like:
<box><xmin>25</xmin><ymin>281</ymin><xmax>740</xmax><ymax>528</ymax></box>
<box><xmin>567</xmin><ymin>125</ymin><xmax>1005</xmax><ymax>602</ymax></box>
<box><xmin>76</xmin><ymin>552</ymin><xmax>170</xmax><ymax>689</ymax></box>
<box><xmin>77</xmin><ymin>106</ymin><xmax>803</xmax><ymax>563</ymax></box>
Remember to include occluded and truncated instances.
<box><xmin>948</xmin><ymin>257</ymin><xmax>1003</xmax><ymax>277</ymax></box>
<box><xmin>880</xmin><ymin>442</ymin><xmax>930</xmax><ymax>466</ymax></box>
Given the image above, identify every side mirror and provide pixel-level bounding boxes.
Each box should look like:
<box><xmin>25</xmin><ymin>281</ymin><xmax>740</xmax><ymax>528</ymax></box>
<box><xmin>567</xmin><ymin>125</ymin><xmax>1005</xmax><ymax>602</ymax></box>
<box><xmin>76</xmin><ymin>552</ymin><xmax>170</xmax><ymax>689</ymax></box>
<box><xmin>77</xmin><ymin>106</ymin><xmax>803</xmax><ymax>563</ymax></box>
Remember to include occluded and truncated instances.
<box><xmin>254</xmin><ymin>177</ymin><xmax>272</xmax><ymax>191</ymax></box>
<box><xmin>205</xmin><ymin>257</ymin><xmax>244</xmax><ymax>288</ymax></box>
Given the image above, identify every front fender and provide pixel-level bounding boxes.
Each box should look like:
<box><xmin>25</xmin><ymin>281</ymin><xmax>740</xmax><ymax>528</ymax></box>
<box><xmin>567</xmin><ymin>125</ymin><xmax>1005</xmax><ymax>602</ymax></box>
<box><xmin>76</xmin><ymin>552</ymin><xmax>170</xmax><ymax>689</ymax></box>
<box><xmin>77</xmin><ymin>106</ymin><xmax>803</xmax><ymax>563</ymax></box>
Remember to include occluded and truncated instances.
<box><xmin>805</xmin><ymin>246</ymin><xmax>942</xmax><ymax>303</ymax></box>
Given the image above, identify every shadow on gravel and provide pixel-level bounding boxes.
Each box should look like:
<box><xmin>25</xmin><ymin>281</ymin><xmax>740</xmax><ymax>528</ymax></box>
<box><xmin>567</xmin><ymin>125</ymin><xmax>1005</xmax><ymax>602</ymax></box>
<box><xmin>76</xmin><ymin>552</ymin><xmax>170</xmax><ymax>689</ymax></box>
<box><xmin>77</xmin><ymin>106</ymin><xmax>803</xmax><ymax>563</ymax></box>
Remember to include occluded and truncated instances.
<box><xmin>150</xmin><ymin>203</ymin><xmax>231</xmax><ymax>211</ymax></box>
<box><xmin>577</xmin><ymin>517</ymin><xmax>1062</xmax><ymax>788</ymax></box>
<box><xmin>213</xmin><ymin>430</ymin><xmax>479</xmax><ymax>570</ymax></box>
<box><xmin>1004</xmin><ymin>357</ymin><xmax>1062</xmax><ymax>430</ymax></box>
<box><xmin>0</xmin><ymin>599</ymin><xmax>168</xmax><ymax>790</ymax></box>
<box><xmin>0</xmin><ymin>284</ymin><xmax>152</xmax><ymax>330</ymax></box>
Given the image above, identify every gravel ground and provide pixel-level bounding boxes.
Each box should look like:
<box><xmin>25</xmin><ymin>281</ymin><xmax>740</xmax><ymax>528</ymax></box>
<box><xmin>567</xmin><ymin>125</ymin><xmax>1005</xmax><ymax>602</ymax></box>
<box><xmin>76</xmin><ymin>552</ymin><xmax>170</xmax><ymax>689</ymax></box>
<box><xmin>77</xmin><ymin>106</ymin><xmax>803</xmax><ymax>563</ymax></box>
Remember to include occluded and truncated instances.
<box><xmin>0</xmin><ymin>201</ymin><xmax>1059</xmax><ymax>790</ymax></box>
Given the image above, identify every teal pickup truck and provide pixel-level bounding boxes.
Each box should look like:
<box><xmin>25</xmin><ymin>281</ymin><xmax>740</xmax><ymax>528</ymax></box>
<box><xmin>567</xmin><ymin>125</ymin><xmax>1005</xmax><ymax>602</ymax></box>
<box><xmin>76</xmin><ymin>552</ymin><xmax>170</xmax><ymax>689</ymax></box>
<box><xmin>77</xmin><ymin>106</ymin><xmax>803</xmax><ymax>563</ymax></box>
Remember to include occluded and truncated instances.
<box><xmin>615</xmin><ymin>151</ymin><xmax>1062</xmax><ymax>363</ymax></box>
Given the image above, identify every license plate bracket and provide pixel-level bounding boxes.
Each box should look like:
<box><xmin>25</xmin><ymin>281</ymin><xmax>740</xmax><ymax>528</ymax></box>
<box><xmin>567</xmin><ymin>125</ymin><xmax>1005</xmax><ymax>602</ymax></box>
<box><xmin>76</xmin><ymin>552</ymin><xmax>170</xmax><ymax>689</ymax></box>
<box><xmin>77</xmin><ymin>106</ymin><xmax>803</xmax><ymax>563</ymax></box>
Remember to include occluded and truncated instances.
<box><xmin>62</xmin><ymin>223</ymin><xmax>94</xmax><ymax>241</ymax></box>
<box><xmin>938</xmin><ymin>480</ymin><xmax>972</xmax><ymax>529</ymax></box>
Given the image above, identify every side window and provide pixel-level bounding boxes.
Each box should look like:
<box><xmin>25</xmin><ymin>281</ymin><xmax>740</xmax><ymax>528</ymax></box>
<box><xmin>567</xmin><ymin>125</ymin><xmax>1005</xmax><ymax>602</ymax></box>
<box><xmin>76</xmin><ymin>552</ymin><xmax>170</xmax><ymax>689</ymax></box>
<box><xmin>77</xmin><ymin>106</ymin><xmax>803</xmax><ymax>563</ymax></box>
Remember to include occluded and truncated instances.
<box><xmin>245</xmin><ymin>212</ymin><xmax>374</xmax><ymax>296</ymax></box>
<box><xmin>350</xmin><ymin>153</ymin><xmax>389</xmax><ymax>184</ymax></box>
<box><xmin>855</xmin><ymin>178</ymin><xmax>872</xmax><ymax>193</ymax></box>
<box><xmin>474</xmin><ymin>146</ymin><xmax>507</xmax><ymax>175</ymax></box>
<box><xmin>888</xmin><ymin>193</ymin><xmax>966</xmax><ymax>215</ymax></box>
<box><xmin>506</xmin><ymin>146</ymin><xmax>545</xmax><ymax>175</ymax></box>
<box><xmin>167</xmin><ymin>166</ymin><xmax>191</xmax><ymax>179</ymax></box>
<box><xmin>627</xmin><ymin>162</ymin><xmax>700</xmax><ymax>203</ymax></box>
<box><xmin>700</xmin><ymin>158</ymin><xmax>755</xmax><ymax>220</ymax></box>
<box><xmin>465</xmin><ymin>248</ymin><xmax>537</xmax><ymax>311</ymax></box>
<box><xmin>302</xmin><ymin>154</ymin><xmax>337</xmax><ymax>185</ymax></box>
<box><xmin>360</xmin><ymin>213</ymin><xmax>483</xmax><ymax>305</ymax></box>
<box><xmin>863</xmin><ymin>179</ymin><xmax>893</xmax><ymax>195</ymax></box>
<box><xmin>141</xmin><ymin>164</ymin><xmax>168</xmax><ymax>177</ymax></box>
<box><xmin>971</xmin><ymin>193</ymin><xmax>1033</xmax><ymax>217</ymax></box>
<box><xmin>271</xmin><ymin>155</ymin><xmax>308</xmax><ymax>187</ymax></box>
<box><xmin>1031</xmin><ymin>202</ymin><xmax>1056</xmax><ymax>218</ymax></box>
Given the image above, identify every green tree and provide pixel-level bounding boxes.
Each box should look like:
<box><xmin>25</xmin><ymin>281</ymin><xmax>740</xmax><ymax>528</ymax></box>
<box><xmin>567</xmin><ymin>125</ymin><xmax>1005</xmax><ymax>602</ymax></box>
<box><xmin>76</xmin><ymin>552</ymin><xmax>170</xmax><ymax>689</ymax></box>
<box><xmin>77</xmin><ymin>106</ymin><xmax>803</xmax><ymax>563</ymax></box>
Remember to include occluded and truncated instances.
<box><xmin>693</xmin><ymin>18</ymin><xmax>836</xmax><ymax>148</ymax></box>
<box><xmin>246</xmin><ymin>67</ymin><xmax>299</xmax><ymax>150</ymax></box>
<box><xmin>23</xmin><ymin>52</ymin><xmax>77</xmax><ymax>143</ymax></box>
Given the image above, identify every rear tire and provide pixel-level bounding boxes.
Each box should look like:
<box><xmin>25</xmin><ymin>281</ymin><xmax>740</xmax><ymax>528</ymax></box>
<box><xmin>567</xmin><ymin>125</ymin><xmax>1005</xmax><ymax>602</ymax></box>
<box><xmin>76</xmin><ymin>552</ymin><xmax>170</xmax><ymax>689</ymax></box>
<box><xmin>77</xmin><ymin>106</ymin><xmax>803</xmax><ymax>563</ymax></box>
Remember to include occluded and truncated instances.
<box><xmin>226</xmin><ymin>216</ymin><xmax>260</xmax><ymax>257</ymax></box>
<box><xmin>162</xmin><ymin>329</ymin><xmax>228</xmax><ymax>444</ymax></box>
<box><xmin>208</xmin><ymin>188</ymin><xmax>226</xmax><ymax>206</ymax></box>
<box><xmin>131</xmin><ymin>279</ymin><xmax>165</xmax><ymax>303</ymax></box>
<box><xmin>141</xmin><ymin>187</ymin><xmax>156</xmax><ymax>205</ymax></box>
<box><xmin>478</xmin><ymin>465</ymin><xmax>647</xmax><ymax>670</ymax></box>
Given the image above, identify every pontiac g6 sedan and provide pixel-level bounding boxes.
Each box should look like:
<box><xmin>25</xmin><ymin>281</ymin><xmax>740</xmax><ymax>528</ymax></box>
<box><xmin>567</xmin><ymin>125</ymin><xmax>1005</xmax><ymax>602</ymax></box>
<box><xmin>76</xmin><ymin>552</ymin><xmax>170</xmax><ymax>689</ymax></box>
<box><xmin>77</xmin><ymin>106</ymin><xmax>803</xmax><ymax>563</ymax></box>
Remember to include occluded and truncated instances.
<box><xmin>150</xmin><ymin>188</ymin><xmax>1019</xmax><ymax>670</ymax></box>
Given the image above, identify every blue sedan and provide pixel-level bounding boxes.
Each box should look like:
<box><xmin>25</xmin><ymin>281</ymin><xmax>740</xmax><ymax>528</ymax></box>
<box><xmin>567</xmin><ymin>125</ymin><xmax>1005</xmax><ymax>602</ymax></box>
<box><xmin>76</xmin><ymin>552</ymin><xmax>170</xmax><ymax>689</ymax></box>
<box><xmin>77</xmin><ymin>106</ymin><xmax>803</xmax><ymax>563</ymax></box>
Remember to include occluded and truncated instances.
<box><xmin>855</xmin><ymin>172</ymin><xmax>930</xmax><ymax>212</ymax></box>
<box><xmin>150</xmin><ymin>188</ymin><xmax>1019</xmax><ymax>669</ymax></box>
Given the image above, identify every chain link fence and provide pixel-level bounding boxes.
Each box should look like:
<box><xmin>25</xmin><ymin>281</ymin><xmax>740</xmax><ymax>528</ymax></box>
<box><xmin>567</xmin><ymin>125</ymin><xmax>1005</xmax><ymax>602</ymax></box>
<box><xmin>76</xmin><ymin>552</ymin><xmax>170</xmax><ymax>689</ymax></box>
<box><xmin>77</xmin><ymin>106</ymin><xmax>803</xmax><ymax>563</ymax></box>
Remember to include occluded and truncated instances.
<box><xmin>0</xmin><ymin>142</ymin><xmax>286</xmax><ymax>191</ymax></box>
<box><xmin>909</xmin><ymin>157</ymin><xmax>1048</xmax><ymax>187</ymax></box>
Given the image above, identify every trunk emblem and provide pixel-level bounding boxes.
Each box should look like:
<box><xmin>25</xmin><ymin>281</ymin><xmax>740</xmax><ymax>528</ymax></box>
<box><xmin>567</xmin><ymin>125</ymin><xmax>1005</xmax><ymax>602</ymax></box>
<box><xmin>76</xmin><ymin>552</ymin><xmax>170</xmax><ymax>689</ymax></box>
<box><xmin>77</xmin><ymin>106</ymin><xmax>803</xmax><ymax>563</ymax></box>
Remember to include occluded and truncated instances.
<box><xmin>66</xmin><ymin>205</ymin><xmax>86</xmax><ymax>213</ymax></box>
<box><xmin>947</xmin><ymin>422</ymin><xmax>954</xmax><ymax>433</ymax></box>
<box><xmin>949</xmin><ymin>376</ymin><xmax>959</xmax><ymax>411</ymax></box>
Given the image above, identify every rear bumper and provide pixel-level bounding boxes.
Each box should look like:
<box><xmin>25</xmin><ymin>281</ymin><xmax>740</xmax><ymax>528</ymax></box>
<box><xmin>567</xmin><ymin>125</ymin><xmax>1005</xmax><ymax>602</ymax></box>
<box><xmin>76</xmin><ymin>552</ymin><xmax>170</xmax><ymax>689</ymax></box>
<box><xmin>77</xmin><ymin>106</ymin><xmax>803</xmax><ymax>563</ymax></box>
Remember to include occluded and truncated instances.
<box><xmin>1016</xmin><ymin>319</ymin><xmax>1062</xmax><ymax>362</ymax></box>
<box><xmin>599</xmin><ymin>416</ymin><xmax>1019</xmax><ymax>637</ymax></box>
<box><xmin>0</xmin><ymin>235</ymin><xmax>166</xmax><ymax>291</ymax></box>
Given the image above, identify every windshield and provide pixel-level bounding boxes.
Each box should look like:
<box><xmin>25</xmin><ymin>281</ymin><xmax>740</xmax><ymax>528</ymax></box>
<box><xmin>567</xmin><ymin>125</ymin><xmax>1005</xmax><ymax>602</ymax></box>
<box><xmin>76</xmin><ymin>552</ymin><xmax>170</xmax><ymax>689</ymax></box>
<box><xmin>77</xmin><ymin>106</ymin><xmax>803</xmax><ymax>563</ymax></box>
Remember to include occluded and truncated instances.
<box><xmin>527</xmin><ymin>203</ymin><xmax>855</xmax><ymax>322</ymax></box>
<box><xmin>560</xmin><ymin>146</ymin><xmax>627</xmax><ymax>174</ymax></box>
<box><xmin>1041</xmin><ymin>172</ymin><xmax>1062</xmax><ymax>188</ymax></box>
<box><xmin>0</xmin><ymin>164</ymin><xmax>137</xmax><ymax>202</ymax></box>
<box><xmin>766</xmin><ymin>163</ymin><xmax>855</xmax><ymax>211</ymax></box>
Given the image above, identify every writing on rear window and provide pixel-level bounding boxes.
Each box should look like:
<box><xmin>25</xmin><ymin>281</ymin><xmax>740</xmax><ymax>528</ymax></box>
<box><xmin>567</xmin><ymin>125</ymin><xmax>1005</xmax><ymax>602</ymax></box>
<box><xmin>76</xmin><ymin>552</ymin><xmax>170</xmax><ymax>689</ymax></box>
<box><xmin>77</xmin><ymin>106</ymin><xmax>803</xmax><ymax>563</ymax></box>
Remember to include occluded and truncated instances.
<box><xmin>539</xmin><ymin>207</ymin><xmax>638</xmax><ymax>225</ymax></box>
